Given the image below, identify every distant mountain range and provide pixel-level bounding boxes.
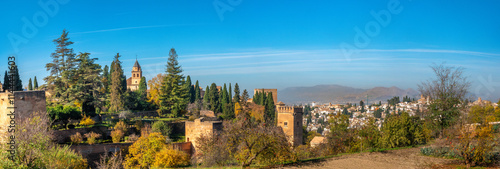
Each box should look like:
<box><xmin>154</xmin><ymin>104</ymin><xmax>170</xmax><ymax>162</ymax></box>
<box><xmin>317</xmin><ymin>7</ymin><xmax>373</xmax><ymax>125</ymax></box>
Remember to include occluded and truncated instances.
<box><xmin>278</xmin><ymin>84</ymin><xmax>420</xmax><ymax>105</ymax></box>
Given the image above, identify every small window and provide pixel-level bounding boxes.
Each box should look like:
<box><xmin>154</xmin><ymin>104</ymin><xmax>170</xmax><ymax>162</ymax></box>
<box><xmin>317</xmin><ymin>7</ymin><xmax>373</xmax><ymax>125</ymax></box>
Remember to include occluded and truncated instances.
<box><xmin>135</xmin><ymin>81</ymin><xmax>137</xmax><ymax>83</ymax></box>
<box><xmin>284</xmin><ymin>122</ymin><xmax>288</xmax><ymax>127</ymax></box>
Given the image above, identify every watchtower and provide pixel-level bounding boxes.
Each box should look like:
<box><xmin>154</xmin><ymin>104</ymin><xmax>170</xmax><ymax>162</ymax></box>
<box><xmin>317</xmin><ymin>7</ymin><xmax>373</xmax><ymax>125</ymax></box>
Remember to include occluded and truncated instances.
<box><xmin>276</xmin><ymin>105</ymin><xmax>303</xmax><ymax>147</ymax></box>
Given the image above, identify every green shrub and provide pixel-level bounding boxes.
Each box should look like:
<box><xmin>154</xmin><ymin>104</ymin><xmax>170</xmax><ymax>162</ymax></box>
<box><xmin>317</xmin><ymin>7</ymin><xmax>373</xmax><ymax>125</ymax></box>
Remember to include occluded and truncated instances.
<box><xmin>47</xmin><ymin>105</ymin><xmax>82</xmax><ymax>123</ymax></box>
<box><xmin>152</xmin><ymin>121</ymin><xmax>171</xmax><ymax>138</ymax></box>
<box><xmin>379</xmin><ymin>112</ymin><xmax>430</xmax><ymax>148</ymax></box>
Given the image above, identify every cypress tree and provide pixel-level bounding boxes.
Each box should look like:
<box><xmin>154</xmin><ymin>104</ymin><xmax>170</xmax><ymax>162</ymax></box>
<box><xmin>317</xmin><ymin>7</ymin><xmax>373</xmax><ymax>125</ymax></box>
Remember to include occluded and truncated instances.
<box><xmin>3</xmin><ymin>71</ymin><xmax>9</xmax><ymax>91</ymax></box>
<box><xmin>259</xmin><ymin>90</ymin><xmax>266</xmax><ymax>105</ymax></box>
<box><xmin>102</xmin><ymin>65</ymin><xmax>109</xmax><ymax>92</ymax></box>
<box><xmin>203</xmin><ymin>86</ymin><xmax>210</xmax><ymax>109</ymax></box>
<box><xmin>13</xmin><ymin>66</ymin><xmax>23</xmax><ymax>91</ymax></box>
<box><xmin>253</xmin><ymin>91</ymin><xmax>258</xmax><ymax>104</ymax></box>
<box><xmin>138</xmin><ymin>76</ymin><xmax>147</xmax><ymax>97</ymax></box>
<box><xmin>229</xmin><ymin>83</ymin><xmax>232</xmax><ymax>103</ymax></box>
<box><xmin>233</xmin><ymin>83</ymin><xmax>240</xmax><ymax>103</ymax></box>
<box><xmin>265</xmin><ymin>92</ymin><xmax>276</xmax><ymax>124</ymax></box>
<box><xmin>110</xmin><ymin>53</ymin><xmax>125</xmax><ymax>112</ymax></box>
<box><xmin>34</xmin><ymin>76</ymin><xmax>38</xmax><ymax>90</ymax></box>
<box><xmin>28</xmin><ymin>78</ymin><xmax>33</xmax><ymax>90</ymax></box>
<box><xmin>194</xmin><ymin>80</ymin><xmax>200</xmax><ymax>101</ymax></box>
<box><xmin>186</xmin><ymin>75</ymin><xmax>194</xmax><ymax>103</ymax></box>
<box><xmin>209</xmin><ymin>83</ymin><xmax>219</xmax><ymax>113</ymax></box>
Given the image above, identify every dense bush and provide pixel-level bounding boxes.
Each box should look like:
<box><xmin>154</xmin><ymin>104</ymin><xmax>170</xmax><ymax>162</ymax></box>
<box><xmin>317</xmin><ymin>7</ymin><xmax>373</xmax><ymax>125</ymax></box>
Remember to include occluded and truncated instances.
<box><xmin>114</xmin><ymin>121</ymin><xmax>128</xmax><ymax>134</ymax></box>
<box><xmin>152</xmin><ymin>121</ymin><xmax>172</xmax><ymax>138</ymax></box>
<box><xmin>123</xmin><ymin>132</ymin><xmax>166</xmax><ymax>168</ymax></box>
<box><xmin>47</xmin><ymin>105</ymin><xmax>82</xmax><ymax>123</ymax></box>
<box><xmin>111</xmin><ymin>130</ymin><xmax>125</xmax><ymax>143</ymax></box>
<box><xmin>379</xmin><ymin>112</ymin><xmax>430</xmax><ymax>148</ymax></box>
<box><xmin>152</xmin><ymin>148</ymin><xmax>190</xmax><ymax>168</ymax></box>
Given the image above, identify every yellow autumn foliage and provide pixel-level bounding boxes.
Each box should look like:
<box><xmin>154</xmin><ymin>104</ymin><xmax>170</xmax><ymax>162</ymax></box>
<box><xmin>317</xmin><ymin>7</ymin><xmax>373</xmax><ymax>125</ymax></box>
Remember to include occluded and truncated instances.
<box><xmin>147</xmin><ymin>73</ymin><xmax>165</xmax><ymax>107</ymax></box>
<box><xmin>152</xmin><ymin>148</ymin><xmax>190</xmax><ymax>168</ymax></box>
<box><xmin>79</xmin><ymin>115</ymin><xmax>95</xmax><ymax>126</ymax></box>
<box><xmin>123</xmin><ymin>132</ymin><xmax>166</xmax><ymax>169</ymax></box>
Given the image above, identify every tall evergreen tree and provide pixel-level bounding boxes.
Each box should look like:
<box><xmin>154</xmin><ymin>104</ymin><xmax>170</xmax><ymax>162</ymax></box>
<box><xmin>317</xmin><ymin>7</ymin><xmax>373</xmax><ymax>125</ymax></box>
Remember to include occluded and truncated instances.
<box><xmin>34</xmin><ymin>76</ymin><xmax>38</xmax><ymax>90</ymax></box>
<box><xmin>159</xmin><ymin>48</ymin><xmax>188</xmax><ymax>117</ymax></box>
<box><xmin>259</xmin><ymin>90</ymin><xmax>266</xmax><ymax>105</ymax></box>
<box><xmin>69</xmin><ymin>52</ymin><xmax>103</xmax><ymax>115</ymax></box>
<box><xmin>186</xmin><ymin>75</ymin><xmax>194</xmax><ymax>103</ymax></box>
<box><xmin>229</xmin><ymin>83</ymin><xmax>232</xmax><ymax>103</ymax></box>
<box><xmin>194</xmin><ymin>80</ymin><xmax>200</xmax><ymax>101</ymax></box>
<box><xmin>209</xmin><ymin>83</ymin><xmax>220</xmax><ymax>113</ymax></box>
<box><xmin>44</xmin><ymin>29</ymin><xmax>76</xmax><ymax>103</ymax></box>
<box><xmin>28</xmin><ymin>78</ymin><xmax>33</xmax><ymax>90</ymax></box>
<box><xmin>13</xmin><ymin>66</ymin><xmax>23</xmax><ymax>91</ymax></box>
<box><xmin>108</xmin><ymin>63</ymin><xmax>113</xmax><ymax>89</ymax></box>
<box><xmin>241</xmin><ymin>89</ymin><xmax>249</xmax><ymax>106</ymax></box>
<box><xmin>138</xmin><ymin>76</ymin><xmax>147</xmax><ymax>98</ymax></box>
<box><xmin>233</xmin><ymin>83</ymin><xmax>240</xmax><ymax>103</ymax></box>
<box><xmin>253</xmin><ymin>91</ymin><xmax>260</xmax><ymax>105</ymax></box>
<box><xmin>3</xmin><ymin>71</ymin><xmax>8</xmax><ymax>91</ymax></box>
<box><xmin>265</xmin><ymin>92</ymin><xmax>276</xmax><ymax>124</ymax></box>
<box><xmin>203</xmin><ymin>86</ymin><xmax>210</xmax><ymax>109</ymax></box>
<box><xmin>109</xmin><ymin>53</ymin><xmax>125</xmax><ymax>112</ymax></box>
<box><xmin>102</xmin><ymin>65</ymin><xmax>109</xmax><ymax>92</ymax></box>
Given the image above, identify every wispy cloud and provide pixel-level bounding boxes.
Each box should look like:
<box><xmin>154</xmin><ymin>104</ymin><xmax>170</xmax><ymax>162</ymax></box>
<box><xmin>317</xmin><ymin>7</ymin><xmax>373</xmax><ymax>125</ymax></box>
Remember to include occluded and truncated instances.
<box><xmin>71</xmin><ymin>24</ymin><xmax>196</xmax><ymax>35</ymax></box>
<box><xmin>362</xmin><ymin>49</ymin><xmax>500</xmax><ymax>58</ymax></box>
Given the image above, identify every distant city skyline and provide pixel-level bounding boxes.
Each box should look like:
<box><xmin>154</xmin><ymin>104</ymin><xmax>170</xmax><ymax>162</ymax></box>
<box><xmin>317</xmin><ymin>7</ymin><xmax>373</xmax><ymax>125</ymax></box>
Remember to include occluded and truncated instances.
<box><xmin>1</xmin><ymin>1</ymin><xmax>499</xmax><ymax>100</ymax></box>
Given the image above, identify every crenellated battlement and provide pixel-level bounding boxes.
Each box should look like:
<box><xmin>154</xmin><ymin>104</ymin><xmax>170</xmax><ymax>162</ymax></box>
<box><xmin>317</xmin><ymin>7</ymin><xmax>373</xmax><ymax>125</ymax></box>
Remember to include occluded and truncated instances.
<box><xmin>277</xmin><ymin>106</ymin><xmax>303</xmax><ymax>114</ymax></box>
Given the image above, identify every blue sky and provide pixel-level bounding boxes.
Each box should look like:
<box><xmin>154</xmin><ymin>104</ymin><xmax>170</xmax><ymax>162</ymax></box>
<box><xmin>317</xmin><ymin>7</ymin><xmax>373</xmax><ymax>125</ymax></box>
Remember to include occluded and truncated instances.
<box><xmin>1</xmin><ymin>0</ymin><xmax>499</xmax><ymax>101</ymax></box>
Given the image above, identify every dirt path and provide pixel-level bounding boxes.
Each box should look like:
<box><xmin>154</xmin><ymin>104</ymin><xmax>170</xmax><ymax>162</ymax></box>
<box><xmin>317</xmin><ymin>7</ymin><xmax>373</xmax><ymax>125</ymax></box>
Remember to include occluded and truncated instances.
<box><xmin>283</xmin><ymin>147</ymin><xmax>457</xmax><ymax>169</ymax></box>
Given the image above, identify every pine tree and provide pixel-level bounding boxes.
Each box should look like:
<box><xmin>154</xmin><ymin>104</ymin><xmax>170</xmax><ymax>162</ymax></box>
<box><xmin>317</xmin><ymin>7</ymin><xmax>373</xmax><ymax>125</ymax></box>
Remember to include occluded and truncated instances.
<box><xmin>69</xmin><ymin>52</ymin><xmax>103</xmax><ymax>116</ymax></box>
<box><xmin>233</xmin><ymin>83</ymin><xmax>240</xmax><ymax>103</ymax></box>
<box><xmin>159</xmin><ymin>48</ymin><xmax>188</xmax><ymax>117</ymax></box>
<box><xmin>186</xmin><ymin>75</ymin><xmax>194</xmax><ymax>103</ymax></box>
<box><xmin>241</xmin><ymin>89</ymin><xmax>249</xmax><ymax>106</ymax></box>
<box><xmin>3</xmin><ymin>71</ymin><xmax>8</xmax><ymax>91</ymax></box>
<box><xmin>44</xmin><ymin>29</ymin><xmax>76</xmax><ymax>103</ymax></box>
<box><xmin>110</xmin><ymin>53</ymin><xmax>125</xmax><ymax>112</ymax></box>
<box><xmin>34</xmin><ymin>76</ymin><xmax>38</xmax><ymax>90</ymax></box>
<box><xmin>28</xmin><ymin>78</ymin><xmax>33</xmax><ymax>90</ymax></box>
<box><xmin>194</xmin><ymin>80</ymin><xmax>200</xmax><ymax>101</ymax></box>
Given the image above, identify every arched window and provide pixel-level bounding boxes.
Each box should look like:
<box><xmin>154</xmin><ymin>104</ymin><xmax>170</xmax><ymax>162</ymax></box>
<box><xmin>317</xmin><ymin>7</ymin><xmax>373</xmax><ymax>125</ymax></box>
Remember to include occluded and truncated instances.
<box><xmin>284</xmin><ymin>122</ymin><xmax>288</xmax><ymax>127</ymax></box>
